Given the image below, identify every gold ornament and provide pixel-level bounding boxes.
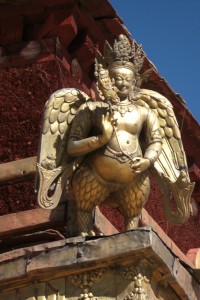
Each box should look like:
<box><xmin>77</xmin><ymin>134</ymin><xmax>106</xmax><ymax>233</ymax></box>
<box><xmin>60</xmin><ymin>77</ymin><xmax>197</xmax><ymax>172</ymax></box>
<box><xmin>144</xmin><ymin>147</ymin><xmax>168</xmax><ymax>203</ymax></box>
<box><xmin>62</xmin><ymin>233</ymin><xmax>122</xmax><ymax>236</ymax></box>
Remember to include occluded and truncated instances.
<box><xmin>69</xmin><ymin>269</ymin><xmax>106</xmax><ymax>300</ymax></box>
<box><xmin>36</xmin><ymin>35</ymin><xmax>194</xmax><ymax>236</ymax></box>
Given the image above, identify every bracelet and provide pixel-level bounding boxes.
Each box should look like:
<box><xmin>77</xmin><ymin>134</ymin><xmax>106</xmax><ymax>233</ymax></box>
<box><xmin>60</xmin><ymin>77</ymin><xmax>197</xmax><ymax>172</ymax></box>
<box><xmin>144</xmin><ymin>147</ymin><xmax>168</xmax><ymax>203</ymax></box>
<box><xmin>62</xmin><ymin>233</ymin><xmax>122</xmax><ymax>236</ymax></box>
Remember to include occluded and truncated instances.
<box><xmin>144</xmin><ymin>149</ymin><xmax>159</xmax><ymax>165</ymax></box>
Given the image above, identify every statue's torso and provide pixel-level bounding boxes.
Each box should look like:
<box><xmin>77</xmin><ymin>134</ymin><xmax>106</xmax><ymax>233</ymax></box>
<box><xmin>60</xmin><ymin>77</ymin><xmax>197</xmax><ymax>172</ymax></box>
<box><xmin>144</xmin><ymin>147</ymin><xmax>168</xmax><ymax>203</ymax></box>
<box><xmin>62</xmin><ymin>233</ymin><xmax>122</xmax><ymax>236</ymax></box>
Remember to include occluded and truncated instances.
<box><xmin>90</xmin><ymin>105</ymin><xmax>144</xmax><ymax>184</ymax></box>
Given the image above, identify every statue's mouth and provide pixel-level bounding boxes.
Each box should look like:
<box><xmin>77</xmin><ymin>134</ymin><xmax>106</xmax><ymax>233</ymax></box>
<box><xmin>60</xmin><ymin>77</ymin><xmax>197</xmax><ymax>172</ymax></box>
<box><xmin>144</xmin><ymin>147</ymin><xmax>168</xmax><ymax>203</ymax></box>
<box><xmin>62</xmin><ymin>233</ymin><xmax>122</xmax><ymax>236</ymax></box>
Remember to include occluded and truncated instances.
<box><xmin>118</xmin><ymin>87</ymin><xmax>129</xmax><ymax>94</ymax></box>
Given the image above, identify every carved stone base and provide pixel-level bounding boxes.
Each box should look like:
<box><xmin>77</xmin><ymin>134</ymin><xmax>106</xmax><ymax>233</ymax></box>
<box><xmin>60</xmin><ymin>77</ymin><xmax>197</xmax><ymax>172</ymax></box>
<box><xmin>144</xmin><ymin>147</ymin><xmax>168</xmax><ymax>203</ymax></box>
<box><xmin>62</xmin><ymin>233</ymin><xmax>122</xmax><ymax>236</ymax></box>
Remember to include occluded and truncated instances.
<box><xmin>0</xmin><ymin>228</ymin><xmax>199</xmax><ymax>300</ymax></box>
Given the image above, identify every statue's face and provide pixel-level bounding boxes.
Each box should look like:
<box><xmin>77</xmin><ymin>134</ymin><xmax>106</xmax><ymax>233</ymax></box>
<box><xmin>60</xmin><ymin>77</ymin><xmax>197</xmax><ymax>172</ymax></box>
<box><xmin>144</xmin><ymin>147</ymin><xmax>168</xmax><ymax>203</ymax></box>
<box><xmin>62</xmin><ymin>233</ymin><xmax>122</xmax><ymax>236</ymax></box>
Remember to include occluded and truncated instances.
<box><xmin>111</xmin><ymin>67</ymin><xmax>135</xmax><ymax>98</ymax></box>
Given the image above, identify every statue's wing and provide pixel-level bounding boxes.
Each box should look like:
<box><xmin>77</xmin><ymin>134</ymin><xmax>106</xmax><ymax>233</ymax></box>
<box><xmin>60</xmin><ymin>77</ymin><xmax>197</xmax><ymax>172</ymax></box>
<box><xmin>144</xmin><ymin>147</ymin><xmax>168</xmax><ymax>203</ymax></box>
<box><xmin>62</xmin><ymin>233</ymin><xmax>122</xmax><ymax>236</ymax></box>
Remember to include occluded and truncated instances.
<box><xmin>36</xmin><ymin>88</ymin><xmax>90</xmax><ymax>209</ymax></box>
<box><xmin>135</xmin><ymin>88</ymin><xmax>195</xmax><ymax>224</ymax></box>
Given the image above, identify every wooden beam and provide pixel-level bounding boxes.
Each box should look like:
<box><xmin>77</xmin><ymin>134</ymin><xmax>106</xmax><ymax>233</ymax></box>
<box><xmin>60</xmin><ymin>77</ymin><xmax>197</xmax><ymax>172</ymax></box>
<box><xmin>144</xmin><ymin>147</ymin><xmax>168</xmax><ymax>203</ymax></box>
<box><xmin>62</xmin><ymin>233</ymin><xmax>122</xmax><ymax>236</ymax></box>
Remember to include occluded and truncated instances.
<box><xmin>0</xmin><ymin>156</ymin><xmax>37</xmax><ymax>186</ymax></box>
<box><xmin>0</xmin><ymin>15</ymin><xmax>24</xmax><ymax>46</ymax></box>
<box><xmin>0</xmin><ymin>203</ymin><xmax>65</xmax><ymax>238</ymax></box>
<box><xmin>35</xmin><ymin>12</ymin><xmax>78</xmax><ymax>48</ymax></box>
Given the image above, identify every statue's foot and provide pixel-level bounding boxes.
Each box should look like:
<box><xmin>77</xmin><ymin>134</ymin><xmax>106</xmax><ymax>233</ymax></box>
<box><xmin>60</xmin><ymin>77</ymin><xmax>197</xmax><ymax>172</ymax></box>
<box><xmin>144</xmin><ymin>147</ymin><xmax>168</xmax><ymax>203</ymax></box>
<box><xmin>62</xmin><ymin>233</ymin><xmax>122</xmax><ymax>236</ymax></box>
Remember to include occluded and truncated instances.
<box><xmin>89</xmin><ymin>230</ymin><xmax>96</xmax><ymax>236</ymax></box>
<box><xmin>77</xmin><ymin>210</ymin><xmax>95</xmax><ymax>237</ymax></box>
<box><xmin>77</xmin><ymin>210</ymin><xmax>104</xmax><ymax>237</ymax></box>
<box><xmin>80</xmin><ymin>230</ymin><xmax>103</xmax><ymax>237</ymax></box>
<box><xmin>93</xmin><ymin>224</ymin><xmax>104</xmax><ymax>236</ymax></box>
<box><xmin>94</xmin><ymin>229</ymin><xmax>104</xmax><ymax>236</ymax></box>
<box><xmin>80</xmin><ymin>232</ymin><xmax>89</xmax><ymax>237</ymax></box>
<box><xmin>125</xmin><ymin>216</ymin><xmax>139</xmax><ymax>230</ymax></box>
<box><xmin>80</xmin><ymin>230</ymin><xmax>95</xmax><ymax>237</ymax></box>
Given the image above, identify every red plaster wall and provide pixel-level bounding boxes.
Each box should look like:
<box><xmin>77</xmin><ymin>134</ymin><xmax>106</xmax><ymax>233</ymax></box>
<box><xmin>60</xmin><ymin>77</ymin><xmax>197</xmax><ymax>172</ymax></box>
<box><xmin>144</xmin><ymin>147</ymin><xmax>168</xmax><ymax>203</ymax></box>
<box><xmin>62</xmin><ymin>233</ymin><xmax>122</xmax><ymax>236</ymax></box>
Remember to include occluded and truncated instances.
<box><xmin>0</xmin><ymin>59</ymin><xmax>84</xmax><ymax>215</ymax></box>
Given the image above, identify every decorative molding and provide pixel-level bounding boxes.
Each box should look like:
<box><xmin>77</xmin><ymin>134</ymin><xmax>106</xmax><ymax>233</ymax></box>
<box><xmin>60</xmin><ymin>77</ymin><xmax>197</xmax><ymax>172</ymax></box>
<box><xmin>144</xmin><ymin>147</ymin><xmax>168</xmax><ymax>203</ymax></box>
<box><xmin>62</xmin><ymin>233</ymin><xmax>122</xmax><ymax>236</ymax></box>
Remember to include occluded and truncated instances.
<box><xmin>69</xmin><ymin>268</ymin><xmax>106</xmax><ymax>300</ymax></box>
<box><xmin>119</xmin><ymin>265</ymin><xmax>139</xmax><ymax>281</ymax></box>
<box><xmin>119</xmin><ymin>265</ymin><xmax>150</xmax><ymax>300</ymax></box>
<box><xmin>123</xmin><ymin>273</ymin><xmax>149</xmax><ymax>300</ymax></box>
<box><xmin>71</xmin><ymin>58</ymin><xmax>82</xmax><ymax>83</ymax></box>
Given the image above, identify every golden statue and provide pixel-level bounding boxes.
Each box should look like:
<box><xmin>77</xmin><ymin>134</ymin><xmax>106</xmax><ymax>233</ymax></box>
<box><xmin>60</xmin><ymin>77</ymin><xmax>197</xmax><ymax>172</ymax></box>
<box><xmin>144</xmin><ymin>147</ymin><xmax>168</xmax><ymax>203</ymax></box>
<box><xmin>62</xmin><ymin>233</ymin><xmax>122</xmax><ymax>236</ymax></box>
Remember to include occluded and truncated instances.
<box><xmin>36</xmin><ymin>35</ymin><xmax>194</xmax><ymax>236</ymax></box>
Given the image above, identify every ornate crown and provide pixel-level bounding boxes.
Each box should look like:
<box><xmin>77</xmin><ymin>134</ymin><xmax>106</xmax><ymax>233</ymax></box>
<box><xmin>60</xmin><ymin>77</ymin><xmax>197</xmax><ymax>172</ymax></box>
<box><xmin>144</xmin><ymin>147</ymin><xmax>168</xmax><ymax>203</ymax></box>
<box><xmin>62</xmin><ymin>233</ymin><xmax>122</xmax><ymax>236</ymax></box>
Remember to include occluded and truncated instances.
<box><xmin>103</xmin><ymin>34</ymin><xmax>144</xmax><ymax>74</ymax></box>
<box><xmin>94</xmin><ymin>35</ymin><xmax>146</xmax><ymax>102</ymax></box>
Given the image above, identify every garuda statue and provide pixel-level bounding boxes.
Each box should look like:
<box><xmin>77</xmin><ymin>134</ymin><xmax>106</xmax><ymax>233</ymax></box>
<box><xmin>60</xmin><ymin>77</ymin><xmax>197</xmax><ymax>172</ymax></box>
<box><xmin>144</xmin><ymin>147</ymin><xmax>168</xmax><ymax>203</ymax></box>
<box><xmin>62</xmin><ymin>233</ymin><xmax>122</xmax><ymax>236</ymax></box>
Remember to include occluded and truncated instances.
<box><xmin>36</xmin><ymin>34</ymin><xmax>194</xmax><ymax>236</ymax></box>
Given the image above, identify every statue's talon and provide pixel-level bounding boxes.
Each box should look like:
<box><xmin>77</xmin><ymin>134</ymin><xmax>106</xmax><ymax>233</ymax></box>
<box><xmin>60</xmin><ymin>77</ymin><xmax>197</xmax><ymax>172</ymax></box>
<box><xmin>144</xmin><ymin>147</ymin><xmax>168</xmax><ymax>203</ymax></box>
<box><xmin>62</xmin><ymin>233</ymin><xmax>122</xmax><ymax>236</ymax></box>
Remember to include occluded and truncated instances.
<box><xmin>80</xmin><ymin>232</ymin><xmax>89</xmax><ymax>237</ymax></box>
<box><xmin>96</xmin><ymin>230</ymin><xmax>104</xmax><ymax>236</ymax></box>
<box><xmin>89</xmin><ymin>230</ymin><xmax>96</xmax><ymax>236</ymax></box>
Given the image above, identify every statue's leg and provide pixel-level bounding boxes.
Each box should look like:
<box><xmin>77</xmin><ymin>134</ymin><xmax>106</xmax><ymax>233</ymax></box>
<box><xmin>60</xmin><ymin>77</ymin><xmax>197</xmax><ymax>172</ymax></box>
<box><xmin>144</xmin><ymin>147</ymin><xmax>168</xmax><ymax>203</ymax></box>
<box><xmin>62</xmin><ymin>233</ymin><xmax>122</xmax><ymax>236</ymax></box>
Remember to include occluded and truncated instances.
<box><xmin>117</xmin><ymin>173</ymin><xmax>150</xmax><ymax>231</ymax></box>
<box><xmin>72</xmin><ymin>164</ymin><xmax>109</xmax><ymax>236</ymax></box>
<box><xmin>76</xmin><ymin>210</ymin><xmax>95</xmax><ymax>236</ymax></box>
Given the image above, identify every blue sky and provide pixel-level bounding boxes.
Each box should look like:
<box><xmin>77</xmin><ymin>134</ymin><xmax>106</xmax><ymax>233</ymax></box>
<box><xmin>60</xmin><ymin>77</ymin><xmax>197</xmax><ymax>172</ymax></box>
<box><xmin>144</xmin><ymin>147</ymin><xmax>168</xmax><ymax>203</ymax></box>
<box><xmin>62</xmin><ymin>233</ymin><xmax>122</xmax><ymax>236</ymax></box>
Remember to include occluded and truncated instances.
<box><xmin>109</xmin><ymin>0</ymin><xmax>200</xmax><ymax>122</ymax></box>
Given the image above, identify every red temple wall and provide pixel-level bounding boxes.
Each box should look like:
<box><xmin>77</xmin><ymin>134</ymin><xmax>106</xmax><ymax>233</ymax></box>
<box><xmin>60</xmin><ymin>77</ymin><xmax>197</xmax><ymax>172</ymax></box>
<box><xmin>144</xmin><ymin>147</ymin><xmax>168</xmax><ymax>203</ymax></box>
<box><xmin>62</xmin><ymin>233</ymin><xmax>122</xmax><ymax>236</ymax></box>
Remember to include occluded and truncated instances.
<box><xmin>0</xmin><ymin>59</ymin><xmax>83</xmax><ymax>214</ymax></box>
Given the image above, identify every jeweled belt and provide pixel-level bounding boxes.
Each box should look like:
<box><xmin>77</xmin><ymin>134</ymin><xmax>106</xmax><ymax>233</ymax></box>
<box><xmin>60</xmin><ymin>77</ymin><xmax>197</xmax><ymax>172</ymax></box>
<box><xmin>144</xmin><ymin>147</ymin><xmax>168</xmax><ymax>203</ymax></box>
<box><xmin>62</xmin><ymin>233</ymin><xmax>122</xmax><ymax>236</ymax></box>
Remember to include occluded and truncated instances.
<box><xmin>104</xmin><ymin>145</ymin><xmax>140</xmax><ymax>163</ymax></box>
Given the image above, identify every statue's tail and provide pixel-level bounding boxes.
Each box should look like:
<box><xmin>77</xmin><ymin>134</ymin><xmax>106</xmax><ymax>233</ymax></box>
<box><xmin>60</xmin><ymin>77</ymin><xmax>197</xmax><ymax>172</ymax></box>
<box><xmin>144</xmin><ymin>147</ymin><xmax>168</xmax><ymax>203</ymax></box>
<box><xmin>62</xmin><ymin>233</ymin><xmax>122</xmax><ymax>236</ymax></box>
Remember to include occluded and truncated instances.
<box><xmin>36</xmin><ymin>164</ymin><xmax>70</xmax><ymax>209</ymax></box>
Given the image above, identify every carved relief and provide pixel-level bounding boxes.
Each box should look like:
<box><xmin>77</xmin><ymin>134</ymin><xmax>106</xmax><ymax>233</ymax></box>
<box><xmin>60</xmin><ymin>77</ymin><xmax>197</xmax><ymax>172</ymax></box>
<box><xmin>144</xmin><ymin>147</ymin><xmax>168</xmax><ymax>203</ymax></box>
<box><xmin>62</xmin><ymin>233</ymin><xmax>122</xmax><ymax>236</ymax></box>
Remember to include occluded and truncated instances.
<box><xmin>119</xmin><ymin>265</ymin><xmax>150</xmax><ymax>300</ymax></box>
<box><xmin>69</xmin><ymin>268</ymin><xmax>106</xmax><ymax>300</ymax></box>
<box><xmin>124</xmin><ymin>273</ymin><xmax>149</xmax><ymax>300</ymax></box>
<box><xmin>120</xmin><ymin>265</ymin><xmax>139</xmax><ymax>281</ymax></box>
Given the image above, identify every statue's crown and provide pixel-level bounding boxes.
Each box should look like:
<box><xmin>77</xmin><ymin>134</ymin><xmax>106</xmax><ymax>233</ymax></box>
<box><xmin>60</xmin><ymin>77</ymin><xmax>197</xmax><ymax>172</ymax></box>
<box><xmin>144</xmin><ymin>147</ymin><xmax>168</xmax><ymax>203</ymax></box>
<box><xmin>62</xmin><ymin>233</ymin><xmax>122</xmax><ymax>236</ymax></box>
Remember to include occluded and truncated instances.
<box><xmin>104</xmin><ymin>34</ymin><xmax>144</xmax><ymax>74</ymax></box>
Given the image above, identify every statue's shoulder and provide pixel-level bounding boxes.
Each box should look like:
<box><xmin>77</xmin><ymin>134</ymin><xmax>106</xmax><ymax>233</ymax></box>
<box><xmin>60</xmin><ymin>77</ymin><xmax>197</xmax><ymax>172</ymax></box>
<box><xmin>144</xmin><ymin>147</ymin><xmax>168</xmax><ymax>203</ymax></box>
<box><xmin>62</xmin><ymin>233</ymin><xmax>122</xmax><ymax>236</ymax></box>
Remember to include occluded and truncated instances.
<box><xmin>133</xmin><ymin>100</ymin><xmax>151</xmax><ymax>118</ymax></box>
<box><xmin>79</xmin><ymin>100</ymin><xmax>108</xmax><ymax>111</ymax></box>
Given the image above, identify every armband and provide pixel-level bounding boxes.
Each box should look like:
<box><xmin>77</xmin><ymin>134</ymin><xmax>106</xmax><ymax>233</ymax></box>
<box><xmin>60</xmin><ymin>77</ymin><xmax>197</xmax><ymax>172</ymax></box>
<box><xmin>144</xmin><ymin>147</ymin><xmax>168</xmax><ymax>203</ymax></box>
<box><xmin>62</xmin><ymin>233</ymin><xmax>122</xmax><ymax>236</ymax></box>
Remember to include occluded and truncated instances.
<box><xmin>144</xmin><ymin>147</ymin><xmax>161</xmax><ymax>165</ymax></box>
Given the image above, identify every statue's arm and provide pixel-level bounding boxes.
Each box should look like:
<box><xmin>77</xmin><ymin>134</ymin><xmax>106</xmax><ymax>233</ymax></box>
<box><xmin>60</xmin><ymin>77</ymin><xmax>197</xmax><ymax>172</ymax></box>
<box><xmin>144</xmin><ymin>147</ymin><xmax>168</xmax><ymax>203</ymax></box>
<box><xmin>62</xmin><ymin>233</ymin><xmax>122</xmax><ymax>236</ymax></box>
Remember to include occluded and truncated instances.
<box><xmin>68</xmin><ymin>135</ymin><xmax>106</xmax><ymax>156</ymax></box>
<box><xmin>143</xmin><ymin>109</ymin><xmax>162</xmax><ymax>165</ymax></box>
<box><xmin>67</xmin><ymin>107</ymin><xmax>113</xmax><ymax>157</ymax></box>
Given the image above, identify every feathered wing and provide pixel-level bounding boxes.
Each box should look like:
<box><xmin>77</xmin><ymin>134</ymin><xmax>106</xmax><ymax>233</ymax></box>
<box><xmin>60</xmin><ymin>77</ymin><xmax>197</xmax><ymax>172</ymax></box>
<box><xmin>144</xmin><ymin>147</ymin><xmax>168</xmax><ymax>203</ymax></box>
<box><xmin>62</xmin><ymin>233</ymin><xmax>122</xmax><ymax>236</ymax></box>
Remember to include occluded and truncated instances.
<box><xmin>135</xmin><ymin>88</ymin><xmax>195</xmax><ymax>224</ymax></box>
<box><xmin>36</xmin><ymin>88</ymin><xmax>90</xmax><ymax>209</ymax></box>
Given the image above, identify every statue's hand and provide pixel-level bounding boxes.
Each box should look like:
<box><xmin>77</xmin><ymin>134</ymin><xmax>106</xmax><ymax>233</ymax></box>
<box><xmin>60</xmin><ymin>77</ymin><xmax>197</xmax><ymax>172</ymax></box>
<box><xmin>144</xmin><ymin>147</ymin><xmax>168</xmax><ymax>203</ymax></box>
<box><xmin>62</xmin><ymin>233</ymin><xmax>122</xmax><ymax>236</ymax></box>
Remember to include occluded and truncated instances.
<box><xmin>100</xmin><ymin>112</ymin><xmax>115</xmax><ymax>144</ymax></box>
<box><xmin>131</xmin><ymin>157</ymin><xmax>150</xmax><ymax>173</ymax></box>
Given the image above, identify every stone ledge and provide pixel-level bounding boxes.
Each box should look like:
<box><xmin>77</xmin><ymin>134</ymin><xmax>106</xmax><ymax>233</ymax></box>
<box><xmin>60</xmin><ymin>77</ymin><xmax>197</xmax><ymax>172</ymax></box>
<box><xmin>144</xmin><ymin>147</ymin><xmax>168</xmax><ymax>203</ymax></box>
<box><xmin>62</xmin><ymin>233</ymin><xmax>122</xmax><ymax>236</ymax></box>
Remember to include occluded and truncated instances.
<box><xmin>0</xmin><ymin>227</ymin><xmax>199</xmax><ymax>299</ymax></box>
<box><xmin>140</xmin><ymin>208</ymin><xmax>195</xmax><ymax>269</ymax></box>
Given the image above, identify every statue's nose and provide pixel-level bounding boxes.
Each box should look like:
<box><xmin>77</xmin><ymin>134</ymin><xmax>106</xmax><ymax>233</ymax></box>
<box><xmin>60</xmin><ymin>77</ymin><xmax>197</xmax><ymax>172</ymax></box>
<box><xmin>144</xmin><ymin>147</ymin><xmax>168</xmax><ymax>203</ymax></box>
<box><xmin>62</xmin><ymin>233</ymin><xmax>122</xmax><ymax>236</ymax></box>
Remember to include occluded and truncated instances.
<box><xmin>122</xmin><ymin>79</ymin><xmax>126</xmax><ymax>85</ymax></box>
